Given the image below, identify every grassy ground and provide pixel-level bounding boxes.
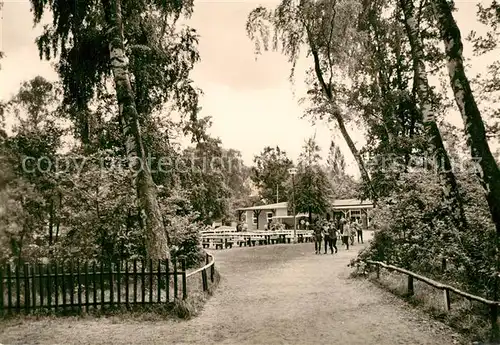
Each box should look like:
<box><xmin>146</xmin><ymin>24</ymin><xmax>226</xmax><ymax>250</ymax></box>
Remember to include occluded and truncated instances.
<box><xmin>1</xmin><ymin>239</ymin><xmax>464</xmax><ymax>345</ymax></box>
<box><xmin>361</xmin><ymin>269</ymin><xmax>492</xmax><ymax>344</ymax></box>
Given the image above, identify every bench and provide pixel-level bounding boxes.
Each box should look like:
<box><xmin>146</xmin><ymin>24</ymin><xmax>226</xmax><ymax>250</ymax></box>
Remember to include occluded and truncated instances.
<box><xmin>302</xmin><ymin>234</ymin><xmax>313</xmax><ymax>242</ymax></box>
<box><xmin>213</xmin><ymin>239</ymin><xmax>224</xmax><ymax>250</ymax></box>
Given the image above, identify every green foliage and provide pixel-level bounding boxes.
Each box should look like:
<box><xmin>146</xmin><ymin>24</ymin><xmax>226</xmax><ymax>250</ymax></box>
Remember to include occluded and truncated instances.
<box><xmin>159</xmin><ymin>188</ymin><xmax>203</xmax><ymax>268</ymax></box>
<box><xmin>355</xmin><ymin>171</ymin><xmax>497</xmax><ymax>297</ymax></box>
<box><xmin>289</xmin><ymin>136</ymin><xmax>332</xmax><ymax>220</ymax></box>
<box><xmin>326</xmin><ymin>141</ymin><xmax>360</xmax><ymax>199</ymax></box>
<box><xmin>251</xmin><ymin>146</ymin><xmax>293</xmax><ymax>204</ymax></box>
<box><xmin>0</xmin><ymin>75</ymin><xmax>252</xmax><ymax>266</ymax></box>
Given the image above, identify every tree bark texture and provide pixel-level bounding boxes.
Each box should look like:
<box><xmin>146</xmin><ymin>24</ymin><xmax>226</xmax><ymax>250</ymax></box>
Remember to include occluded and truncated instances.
<box><xmin>105</xmin><ymin>0</ymin><xmax>170</xmax><ymax>260</ymax></box>
<box><xmin>399</xmin><ymin>0</ymin><xmax>468</xmax><ymax>230</ymax></box>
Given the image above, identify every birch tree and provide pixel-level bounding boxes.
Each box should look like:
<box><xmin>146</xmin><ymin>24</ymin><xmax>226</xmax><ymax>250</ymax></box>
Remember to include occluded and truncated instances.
<box><xmin>103</xmin><ymin>0</ymin><xmax>167</xmax><ymax>259</ymax></box>
<box><xmin>432</xmin><ymin>0</ymin><xmax>500</xmax><ymax>236</ymax></box>
<box><xmin>398</xmin><ymin>0</ymin><xmax>467</xmax><ymax>230</ymax></box>
<box><xmin>247</xmin><ymin>0</ymin><xmax>377</xmax><ymax>200</ymax></box>
<box><xmin>30</xmin><ymin>0</ymin><xmax>198</xmax><ymax>260</ymax></box>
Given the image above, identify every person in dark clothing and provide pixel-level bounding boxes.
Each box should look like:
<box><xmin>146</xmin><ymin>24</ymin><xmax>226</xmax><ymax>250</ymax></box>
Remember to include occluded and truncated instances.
<box><xmin>328</xmin><ymin>222</ymin><xmax>338</xmax><ymax>254</ymax></box>
<box><xmin>323</xmin><ymin>222</ymin><xmax>331</xmax><ymax>254</ymax></box>
<box><xmin>313</xmin><ymin>221</ymin><xmax>323</xmax><ymax>254</ymax></box>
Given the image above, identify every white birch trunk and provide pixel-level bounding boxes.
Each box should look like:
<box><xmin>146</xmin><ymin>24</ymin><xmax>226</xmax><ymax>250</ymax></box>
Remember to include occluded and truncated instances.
<box><xmin>433</xmin><ymin>3</ymin><xmax>500</xmax><ymax>335</ymax></box>
<box><xmin>432</xmin><ymin>0</ymin><xmax>500</xmax><ymax>234</ymax></box>
<box><xmin>105</xmin><ymin>0</ymin><xmax>170</xmax><ymax>260</ymax></box>
<box><xmin>400</xmin><ymin>0</ymin><xmax>467</xmax><ymax>230</ymax></box>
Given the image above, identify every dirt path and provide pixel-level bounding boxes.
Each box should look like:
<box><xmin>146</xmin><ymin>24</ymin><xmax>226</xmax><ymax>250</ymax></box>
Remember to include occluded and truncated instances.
<box><xmin>1</xmin><ymin>238</ymin><xmax>463</xmax><ymax>345</ymax></box>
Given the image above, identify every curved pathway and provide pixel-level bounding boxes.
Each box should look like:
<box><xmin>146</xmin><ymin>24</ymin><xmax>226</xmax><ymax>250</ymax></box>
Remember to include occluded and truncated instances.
<box><xmin>1</xmin><ymin>238</ymin><xmax>463</xmax><ymax>344</ymax></box>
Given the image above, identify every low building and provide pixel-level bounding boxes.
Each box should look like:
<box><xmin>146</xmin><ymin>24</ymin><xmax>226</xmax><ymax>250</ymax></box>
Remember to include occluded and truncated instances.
<box><xmin>331</xmin><ymin>198</ymin><xmax>373</xmax><ymax>228</ymax></box>
<box><xmin>236</xmin><ymin>199</ymin><xmax>374</xmax><ymax>230</ymax></box>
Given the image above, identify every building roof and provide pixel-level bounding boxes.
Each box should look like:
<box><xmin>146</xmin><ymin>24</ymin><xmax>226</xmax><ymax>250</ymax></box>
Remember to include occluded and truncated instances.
<box><xmin>237</xmin><ymin>202</ymin><xmax>288</xmax><ymax>211</ymax></box>
<box><xmin>237</xmin><ymin>199</ymin><xmax>373</xmax><ymax>212</ymax></box>
<box><xmin>272</xmin><ymin>213</ymin><xmax>308</xmax><ymax>219</ymax></box>
<box><xmin>331</xmin><ymin>199</ymin><xmax>374</xmax><ymax>210</ymax></box>
<box><xmin>331</xmin><ymin>199</ymin><xmax>373</xmax><ymax>207</ymax></box>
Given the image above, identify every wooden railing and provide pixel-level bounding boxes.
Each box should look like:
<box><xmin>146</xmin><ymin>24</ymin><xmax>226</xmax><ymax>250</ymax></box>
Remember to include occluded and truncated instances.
<box><xmin>366</xmin><ymin>260</ymin><xmax>500</xmax><ymax>341</ymax></box>
<box><xmin>186</xmin><ymin>252</ymin><xmax>215</xmax><ymax>292</ymax></box>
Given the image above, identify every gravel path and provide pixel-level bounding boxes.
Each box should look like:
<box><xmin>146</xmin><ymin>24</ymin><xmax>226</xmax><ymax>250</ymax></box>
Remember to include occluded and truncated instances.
<box><xmin>1</xmin><ymin>238</ymin><xmax>463</xmax><ymax>345</ymax></box>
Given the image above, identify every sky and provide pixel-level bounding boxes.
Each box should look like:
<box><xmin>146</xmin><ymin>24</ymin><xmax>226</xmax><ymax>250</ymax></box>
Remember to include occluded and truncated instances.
<box><xmin>0</xmin><ymin>0</ymin><xmax>496</xmax><ymax>178</ymax></box>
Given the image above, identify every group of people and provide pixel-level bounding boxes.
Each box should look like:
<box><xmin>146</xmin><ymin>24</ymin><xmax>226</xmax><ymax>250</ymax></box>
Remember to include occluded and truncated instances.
<box><xmin>312</xmin><ymin>217</ymin><xmax>364</xmax><ymax>254</ymax></box>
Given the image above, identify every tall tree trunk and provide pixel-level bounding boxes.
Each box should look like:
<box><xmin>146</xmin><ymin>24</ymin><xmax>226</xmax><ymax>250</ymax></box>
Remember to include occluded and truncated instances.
<box><xmin>399</xmin><ymin>0</ymin><xmax>468</xmax><ymax>231</ymax></box>
<box><xmin>432</xmin><ymin>2</ymin><xmax>500</xmax><ymax>339</ymax></box>
<box><xmin>432</xmin><ymin>0</ymin><xmax>500</xmax><ymax>234</ymax></box>
<box><xmin>103</xmin><ymin>0</ymin><xmax>169</xmax><ymax>260</ymax></box>
<box><xmin>303</xmin><ymin>24</ymin><xmax>377</xmax><ymax>202</ymax></box>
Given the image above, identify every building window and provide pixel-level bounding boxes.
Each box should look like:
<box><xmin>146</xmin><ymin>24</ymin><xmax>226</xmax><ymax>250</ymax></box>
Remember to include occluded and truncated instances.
<box><xmin>351</xmin><ymin>210</ymin><xmax>361</xmax><ymax>216</ymax></box>
<box><xmin>252</xmin><ymin>214</ymin><xmax>258</xmax><ymax>224</ymax></box>
<box><xmin>267</xmin><ymin>212</ymin><xmax>273</xmax><ymax>221</ymax></box>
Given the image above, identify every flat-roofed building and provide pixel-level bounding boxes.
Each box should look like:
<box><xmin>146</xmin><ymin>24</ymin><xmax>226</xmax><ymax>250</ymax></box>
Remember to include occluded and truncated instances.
<box><xmin>236</xmin><ymin>199</ymin><xmax>374</xmax><ymax>230</ymax></box>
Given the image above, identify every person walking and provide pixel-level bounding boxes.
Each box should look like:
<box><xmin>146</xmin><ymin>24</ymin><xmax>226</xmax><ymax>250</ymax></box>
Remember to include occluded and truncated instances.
<box><xmin>327</xmin><ymin>221</ymin><xmax>338</xmax><ymax>254</ymax></box>
<box><xmin>356</xmin><ymin>219</ymin><xmax>364</xmax><ymax>244</ymax></box>
<box><xmin>342</xmin><ymin>221</ymin><xmax>350</xmax><ymax>250</ymax></box>
<box><xmin>313</xmin><ymin>220</ymin><xmax>323</xmax><ymax>254</ymax></box>
<box><xmin>323</xmin><ymin>221</ymin><xmax>331</xmax><ymax>254</ymax></box>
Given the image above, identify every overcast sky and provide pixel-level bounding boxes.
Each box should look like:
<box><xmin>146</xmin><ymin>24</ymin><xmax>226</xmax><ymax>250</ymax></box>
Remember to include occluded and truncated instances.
<box><xmin>0</xmin><ymin>0</ymin><xmax>495</xmax><ymax>177</ymax></box>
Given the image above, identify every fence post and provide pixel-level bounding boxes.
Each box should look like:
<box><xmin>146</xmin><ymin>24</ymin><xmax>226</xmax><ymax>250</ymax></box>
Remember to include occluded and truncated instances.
<box><xmin>54</xmin><ymin>262</ymin><xmax>59</xmax><ymax>312</ymax></box>
<box><xmin>15</xmin><ymin>263</ymin><xmax>20</xmax><ymax>313</ymax></box>
<box><xmin>7</xmin><ymin>264</ymin><xmax>12</xmax><ymax>315</ymax></box>
<box><xmin>491</xmin><ymin>303</ymin><xmax>499</xmax><ymax>343</ymax></box>
<box><xmin>157</xmin><ymin>259</ymin><xmax>161</xmax><ymax>303</ymax></box>
<box><xmin>181</xmin><ymin>257</ymin><xmax>187</xmax><ymax>300</ymax></box>
<box><xmin>125</xmin><ymin>262</ymin><xmax>130</xmax><ymax>309</ymax></box>
<box><xmin>201</xmin><ymin>269</ymin><xmax>208</xmax><ymax>292</ymax></box>
<box><xmin>69</xmin><ymin>261</ymin><xmax>75</xmax><ymax>311</ymax></box>
<box><xmin>99</xmin><ymin>262</ymin><xmax>104</xmax><ymax>310</ymax></box>
<box><xmin>165</xmin><ymin>259</ymin><xmax>170</xmax><ymax>302</ymax></box>
<box><xmin>77</xmin><ymin>261</ymin><xmax>82</xmax><ymax>312</ymax></box>
<box><xmin>407</xmin><ymin>275</ymin><xmax>414</xmax><ymax>296</ymax></box>
<box><xmin>46</xmin><ymin>264</ymin><xmax>52</xmax><ymax>310</ymax></box>
<box><xmin>133</xmin><ymin>260</ymin><xmax>138</xmax><ymax>305</ymax></box>
<box><xmin>92</xmin><ymin>262</ymin><xmax>97</xmax><ymax>310</ymax></box>
<box><xmin>443</xmin><ymin>288</ymin><xmax>451</xmax><ymax>311</ymax></box>
<box><xmin>23</xmin><ymin>263</ymin><xmax>29</xmax><ymax>314</ymax></box>
<box><xmin>109</xmin><ymin>261</ymin><xmax>114</xmax><ymax>308</ymax></box>
<box><xmin>173</xmin><ymin>257</ymin><xmax>178</xmax><ymax>300</ymax></box>
<box><xmin>149</xmin><ymin>259</ymin><xmax>153</xmax><ymax>304</ymax></box>
<box><xmin>37</xmin><ymin>263</ymin><xmax>43</xmax><ymax>308</ymax></box>
<box><xmin>0</xmin><ymin>267</ymin><xmax>4</xmax><ymax>317</ymax></box>
<box><xmin>141</xmin><ymin>260</ymin><xmax>146</xmax><ymax>305</ymax></box>
<box><xmin>30</xmin><ymin>263</ymin><xmax>38</xmax><ymax>308</ymax></box>
<box><xmin>84</xmin><ymin>262</ymin><xmax>89</xmax><ymax>313</ymax></box>
<box><xmin>210</xmin><ymin>257</ymin><xmax>214</xmax><ymax>283</ymax></box>
<box><xmin>117</xmin><ymin>261</ymin><xmax>121</xmax><ymax>306</ymax></box>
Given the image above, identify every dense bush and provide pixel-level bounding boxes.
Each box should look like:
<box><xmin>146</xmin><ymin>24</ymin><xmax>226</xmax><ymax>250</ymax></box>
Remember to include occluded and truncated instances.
<box><xmin>354</xmin><ymin>171</ymin><xmax>497</xmax><ymax>298</ymax></box>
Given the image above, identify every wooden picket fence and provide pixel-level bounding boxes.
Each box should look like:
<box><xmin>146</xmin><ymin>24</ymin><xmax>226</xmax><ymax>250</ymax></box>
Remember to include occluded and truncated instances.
<box><xmin>0</xmin><ymin>257</ymin><xmax>189</xmax><ymax>316</ymax></box>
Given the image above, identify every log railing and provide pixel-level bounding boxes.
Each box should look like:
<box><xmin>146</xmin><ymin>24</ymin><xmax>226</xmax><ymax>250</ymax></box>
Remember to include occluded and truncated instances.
<box><xmin>365</xmin><ymin>260</ymin><xmax>500</xmax><ymax>342</ymax></box>
<box><xmin>186</xmin><ymin>252</ymin><xmax>215</xmax><ymax>293</ymax></box>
